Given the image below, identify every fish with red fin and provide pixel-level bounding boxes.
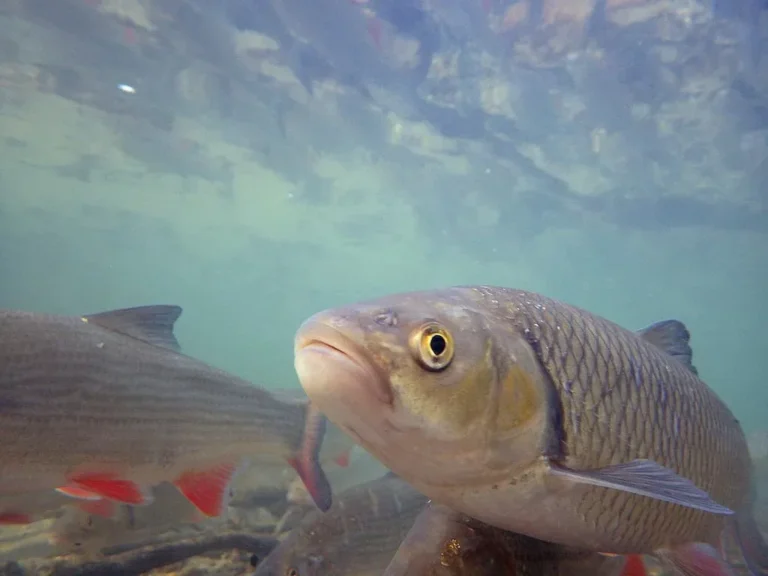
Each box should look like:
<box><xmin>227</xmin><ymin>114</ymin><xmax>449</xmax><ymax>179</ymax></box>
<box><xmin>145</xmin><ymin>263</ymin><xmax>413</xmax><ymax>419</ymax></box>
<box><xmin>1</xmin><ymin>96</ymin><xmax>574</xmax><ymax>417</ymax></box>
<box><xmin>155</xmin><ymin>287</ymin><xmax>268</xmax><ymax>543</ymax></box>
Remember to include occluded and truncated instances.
<box><xmin>0</xmin><ymin>305</ymin><xmax>333</xmax><ymax>517</ymax></box>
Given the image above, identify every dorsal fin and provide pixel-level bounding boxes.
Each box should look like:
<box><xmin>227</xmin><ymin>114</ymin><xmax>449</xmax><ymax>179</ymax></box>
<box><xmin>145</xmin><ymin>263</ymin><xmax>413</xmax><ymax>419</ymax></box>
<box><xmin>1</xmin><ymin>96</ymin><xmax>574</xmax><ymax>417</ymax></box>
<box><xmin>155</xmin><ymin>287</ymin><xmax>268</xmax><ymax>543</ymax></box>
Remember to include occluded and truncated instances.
<box><xmin>637</xmin><ymin>320</ymin><xmax>698</xmax><ymax>375</ymax></box>
<box><xmin>83</xmin><ymin>305</ymin><xmax>182</xmax><ymax>352</ymax></box>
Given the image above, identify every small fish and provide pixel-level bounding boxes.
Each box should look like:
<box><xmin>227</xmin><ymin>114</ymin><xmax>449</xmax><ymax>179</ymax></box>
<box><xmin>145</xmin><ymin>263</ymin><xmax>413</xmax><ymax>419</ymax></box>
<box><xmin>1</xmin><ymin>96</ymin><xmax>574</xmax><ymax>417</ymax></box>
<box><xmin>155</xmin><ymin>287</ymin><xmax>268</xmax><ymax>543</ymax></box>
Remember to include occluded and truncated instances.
<box><xmin>294</xmin><ymin>286</ymin><xmax>768</xmax><ymax>576</ymax></box>
<box><xmin>0</xmin><ymin>305</ymin><xmax>333</xmax><ymax>518</ymax></box>
<box><xmin>384</xmin><ymin>501</ymin><xmax>644</xmax><ymax>576</ymax></box>
<box><xmin>253</xmin><ymin>473</ymin><xmax>428</xmax><ymax>576</ymax></box>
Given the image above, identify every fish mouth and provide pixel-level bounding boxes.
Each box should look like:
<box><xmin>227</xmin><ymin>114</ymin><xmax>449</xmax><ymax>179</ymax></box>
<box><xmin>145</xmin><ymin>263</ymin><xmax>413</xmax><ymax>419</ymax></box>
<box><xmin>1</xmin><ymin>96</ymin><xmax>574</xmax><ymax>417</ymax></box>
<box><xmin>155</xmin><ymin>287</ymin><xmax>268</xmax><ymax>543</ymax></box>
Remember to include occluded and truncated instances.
<box><xmin>294</xmin><ymin>320</ymin><xmax>393</xmax><ymax>408</ymax></box>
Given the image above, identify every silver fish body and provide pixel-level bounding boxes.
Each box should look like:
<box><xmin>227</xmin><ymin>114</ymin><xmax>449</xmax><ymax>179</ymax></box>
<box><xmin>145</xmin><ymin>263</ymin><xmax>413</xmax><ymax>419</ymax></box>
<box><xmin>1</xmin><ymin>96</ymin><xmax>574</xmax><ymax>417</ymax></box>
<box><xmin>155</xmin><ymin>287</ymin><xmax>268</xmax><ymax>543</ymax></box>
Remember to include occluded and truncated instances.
<box><xmin>0</xmin><ymin>305</ymin><xmax>332</xmax><ymax>513</ymax></box>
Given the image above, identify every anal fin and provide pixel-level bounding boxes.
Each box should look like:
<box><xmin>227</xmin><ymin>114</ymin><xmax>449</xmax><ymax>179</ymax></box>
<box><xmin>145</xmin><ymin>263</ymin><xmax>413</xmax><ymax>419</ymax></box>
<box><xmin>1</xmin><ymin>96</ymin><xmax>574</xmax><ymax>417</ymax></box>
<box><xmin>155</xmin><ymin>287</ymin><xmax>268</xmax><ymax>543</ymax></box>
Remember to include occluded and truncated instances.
<box><xmin>66</xmin><ymin>473</ymin><xmax>153</xmax><ymax>506</ymax></box>
<box><xmin>173</xmin><ymin>463</ymin><xmax>239</xmax><ymax>517</ymax></box>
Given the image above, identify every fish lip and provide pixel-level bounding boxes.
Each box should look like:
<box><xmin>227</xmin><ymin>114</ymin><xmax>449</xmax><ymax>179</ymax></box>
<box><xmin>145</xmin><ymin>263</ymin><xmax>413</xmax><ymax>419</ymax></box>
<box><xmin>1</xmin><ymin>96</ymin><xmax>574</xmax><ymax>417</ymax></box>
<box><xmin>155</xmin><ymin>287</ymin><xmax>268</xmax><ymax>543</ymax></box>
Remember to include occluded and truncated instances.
<box><xmin>295</xmin><ymin>321</ymin><xmax>394</xmax><ymax>406</ymax></box>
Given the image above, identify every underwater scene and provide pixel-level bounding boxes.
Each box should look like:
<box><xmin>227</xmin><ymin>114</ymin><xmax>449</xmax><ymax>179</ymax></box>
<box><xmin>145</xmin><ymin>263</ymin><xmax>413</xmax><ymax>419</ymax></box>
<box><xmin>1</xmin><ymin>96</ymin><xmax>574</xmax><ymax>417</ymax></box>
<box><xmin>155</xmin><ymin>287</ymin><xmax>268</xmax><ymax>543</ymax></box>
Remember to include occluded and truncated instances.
<box><xmin>0</xmin><ymin>0</ymin><xmax>767</xmax><ymax>574</ymax></box>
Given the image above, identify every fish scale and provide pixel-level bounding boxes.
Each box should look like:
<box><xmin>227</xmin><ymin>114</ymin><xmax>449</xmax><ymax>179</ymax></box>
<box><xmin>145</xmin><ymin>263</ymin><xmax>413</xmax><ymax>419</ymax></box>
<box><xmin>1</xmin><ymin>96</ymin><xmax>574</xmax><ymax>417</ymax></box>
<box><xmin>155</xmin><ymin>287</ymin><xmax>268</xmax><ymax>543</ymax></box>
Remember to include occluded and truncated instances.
<box><xmin>509</xmin><ymin>290</ymin><xmax>748</xmax><ymax>548</ymax></box>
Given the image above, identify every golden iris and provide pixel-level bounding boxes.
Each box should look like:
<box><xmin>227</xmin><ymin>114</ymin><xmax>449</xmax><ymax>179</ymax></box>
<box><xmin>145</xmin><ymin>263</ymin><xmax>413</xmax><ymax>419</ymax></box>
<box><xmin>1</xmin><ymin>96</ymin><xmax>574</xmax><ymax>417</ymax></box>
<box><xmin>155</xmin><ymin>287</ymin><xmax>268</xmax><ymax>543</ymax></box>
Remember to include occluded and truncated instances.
<box><xmin>410</xmin><ymin>322</ymin><xmax>454</xmax><ymax>371</ymax></box>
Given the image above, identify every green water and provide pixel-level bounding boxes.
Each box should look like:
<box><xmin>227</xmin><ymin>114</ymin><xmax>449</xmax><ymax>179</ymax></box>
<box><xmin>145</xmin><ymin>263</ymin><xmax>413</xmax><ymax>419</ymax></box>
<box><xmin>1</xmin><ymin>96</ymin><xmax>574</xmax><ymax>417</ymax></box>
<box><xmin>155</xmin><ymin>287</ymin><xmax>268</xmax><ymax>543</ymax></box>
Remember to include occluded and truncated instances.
<box><xmin>0</xmin><ymin>0</ymin><xmax>766</xmax><ymax>570</ymax></box>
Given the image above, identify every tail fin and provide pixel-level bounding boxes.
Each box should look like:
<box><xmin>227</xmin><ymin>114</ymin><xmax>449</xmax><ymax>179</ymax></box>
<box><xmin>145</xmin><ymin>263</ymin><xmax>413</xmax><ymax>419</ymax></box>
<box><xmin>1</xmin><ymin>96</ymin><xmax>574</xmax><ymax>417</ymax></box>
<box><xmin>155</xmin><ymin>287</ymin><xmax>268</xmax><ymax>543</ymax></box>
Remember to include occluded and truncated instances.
<box><xmin>734</xmin><ymin>511</ymin><xmax>768</xmax><ymax>575</ymax></box>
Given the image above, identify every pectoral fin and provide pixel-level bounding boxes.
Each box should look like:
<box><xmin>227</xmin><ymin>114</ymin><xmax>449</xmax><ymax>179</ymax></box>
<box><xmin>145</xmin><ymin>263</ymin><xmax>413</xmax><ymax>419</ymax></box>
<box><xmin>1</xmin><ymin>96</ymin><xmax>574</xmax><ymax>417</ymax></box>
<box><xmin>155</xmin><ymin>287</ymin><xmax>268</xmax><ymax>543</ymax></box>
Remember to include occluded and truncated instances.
<box><xmin>549</xmin><ymin>459</ymin><xmax>733</xmax><ymax>515</ymax></box>
<box><xmin>383</xmin><ymin>503</ymin><xmax>471</xmax><ymax>576</ymax></box>
<box><xmin>288</xmin><ymin>404</ymin><xmax>333</xmax><ymax>512</ymax></box>
<box><xmin>62</xmin><ymin>473</ymin><xmax>154</xmax><ymax>506</ymax></box>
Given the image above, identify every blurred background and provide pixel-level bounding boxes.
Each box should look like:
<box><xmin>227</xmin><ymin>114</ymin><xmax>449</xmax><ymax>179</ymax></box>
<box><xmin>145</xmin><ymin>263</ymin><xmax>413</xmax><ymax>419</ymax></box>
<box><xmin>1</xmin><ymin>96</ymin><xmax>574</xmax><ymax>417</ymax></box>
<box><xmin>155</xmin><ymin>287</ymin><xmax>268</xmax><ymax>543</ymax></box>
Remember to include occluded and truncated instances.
<box><xmin>0</xmin><ymin>0</ymin><xmax>765</xmax><ymax>434</ymax></box>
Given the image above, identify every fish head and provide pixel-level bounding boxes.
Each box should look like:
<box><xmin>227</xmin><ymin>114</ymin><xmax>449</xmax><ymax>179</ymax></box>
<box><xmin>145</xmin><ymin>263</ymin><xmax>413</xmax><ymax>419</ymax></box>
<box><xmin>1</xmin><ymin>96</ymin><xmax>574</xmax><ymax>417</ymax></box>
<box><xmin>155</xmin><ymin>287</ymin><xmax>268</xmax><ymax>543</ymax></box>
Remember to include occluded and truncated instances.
<box><xmin>294</xmin><ymin>288</ymin><xmax>552</xmax><ymax>487</ymax></box>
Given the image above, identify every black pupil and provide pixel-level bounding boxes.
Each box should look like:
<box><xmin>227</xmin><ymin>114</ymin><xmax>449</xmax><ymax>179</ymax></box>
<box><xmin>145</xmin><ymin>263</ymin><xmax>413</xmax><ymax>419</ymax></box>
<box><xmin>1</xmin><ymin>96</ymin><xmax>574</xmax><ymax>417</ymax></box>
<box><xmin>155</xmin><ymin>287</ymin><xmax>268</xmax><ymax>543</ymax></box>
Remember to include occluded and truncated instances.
<box><xmin>429</xmin><ymin>334</ymin><xmax>447</xmax><ymax>356</ymax></box>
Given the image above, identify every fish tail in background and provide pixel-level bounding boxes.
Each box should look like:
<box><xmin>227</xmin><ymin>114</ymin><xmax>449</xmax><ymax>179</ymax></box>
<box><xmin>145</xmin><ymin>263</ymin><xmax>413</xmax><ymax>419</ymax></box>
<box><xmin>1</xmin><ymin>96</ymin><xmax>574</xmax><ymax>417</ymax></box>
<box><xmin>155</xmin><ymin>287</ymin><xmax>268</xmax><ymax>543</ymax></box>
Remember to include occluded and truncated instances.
<box><xmin>657</xmin><ymin>543</ymin><xmax>736</xmax><ymax>576</ymax></box>
<box><xmin>0</xmin><ymin>513</ymin><xmax>33</xmax><ymax>525</ymax></box>
<box><xmin>620</xmin><ymin>555</ymin><xmax>648</xmax><ymax>576</ymax></box>
<box><xmin>288</xmin><ymin>404</ymin><xmax>333</xmax><ymax>511</ymax></box>
<box><xmin>733</xmin><ymin>507</ymin><xmax>768</xmax><ymax>575</ymax></box>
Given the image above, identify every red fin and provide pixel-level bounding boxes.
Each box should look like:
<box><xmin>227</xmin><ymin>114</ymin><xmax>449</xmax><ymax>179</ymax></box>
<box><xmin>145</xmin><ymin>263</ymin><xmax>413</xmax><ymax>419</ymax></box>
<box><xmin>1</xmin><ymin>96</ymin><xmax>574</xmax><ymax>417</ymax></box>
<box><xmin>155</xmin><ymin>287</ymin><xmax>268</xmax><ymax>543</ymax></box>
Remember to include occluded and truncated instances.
<box><xmin>659</xmin><ymin>543</ymin><xmax>735</xmax><ymax>576</ymax></box>
<box><xmin>122</xmin><ymin>26</ymin><xmax>136</xmax><ymax>45</ymax></box>
<box><xmin>56</xmin><ymin>486</ymin><xmax>103</xmax><ymax>500</ymax></box>
<box><xmin>334</xmin><ymin>451</ymin><xmax>350</xmax><ymax>468</ymax></box>
<box><xmin>173</xmin><ymin>464</ymin><xmax>237</xmax><ymax>517</ymax></box>
<box><xmin>289</xmin><ymin>405</ymin><xmax>333</xmax><ymax>512</ymax></box>
<box><xmin>621</xmin><ymin>555</ymin><xmax>647</xmax><ymax>576</ymax></box>
<box><xmin>366</xmin><ymin>18</ymin><xmax>383</xmax><ymax>50</ymax></box>
<box><xmin>76</xmin><ymin>498</ymin><xmax>116</xmax><ymax>518</ymax></box>
<box><xmin>0</xmin><ymin>513</ymin><xmax>32</xmax><ymax>525</ymax></box>
<box><xmin>68</xmin><ymin>473</ymin><xmax>152</xmax><ymax>505</ymax></box>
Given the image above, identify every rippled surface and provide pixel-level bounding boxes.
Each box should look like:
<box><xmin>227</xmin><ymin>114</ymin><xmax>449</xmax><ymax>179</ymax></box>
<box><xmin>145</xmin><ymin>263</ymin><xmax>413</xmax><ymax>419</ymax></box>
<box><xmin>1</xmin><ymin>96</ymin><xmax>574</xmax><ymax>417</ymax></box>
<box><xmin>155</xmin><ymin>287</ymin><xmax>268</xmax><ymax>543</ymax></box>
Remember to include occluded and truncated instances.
<box><xmin>0</xmin><ymin>0</ymin><xmax>766</xmax><ymax>573</ymax></box>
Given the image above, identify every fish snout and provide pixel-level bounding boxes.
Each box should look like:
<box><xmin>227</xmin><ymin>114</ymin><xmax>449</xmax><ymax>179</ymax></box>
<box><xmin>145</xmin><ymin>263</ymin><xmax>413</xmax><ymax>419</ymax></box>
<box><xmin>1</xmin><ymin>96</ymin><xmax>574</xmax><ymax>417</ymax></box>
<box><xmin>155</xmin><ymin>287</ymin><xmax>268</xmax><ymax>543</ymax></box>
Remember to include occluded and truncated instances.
<box><xmin>294</xmin><ymin>315</ymin><xmax>394</xmax><ymax>409</ymax></box>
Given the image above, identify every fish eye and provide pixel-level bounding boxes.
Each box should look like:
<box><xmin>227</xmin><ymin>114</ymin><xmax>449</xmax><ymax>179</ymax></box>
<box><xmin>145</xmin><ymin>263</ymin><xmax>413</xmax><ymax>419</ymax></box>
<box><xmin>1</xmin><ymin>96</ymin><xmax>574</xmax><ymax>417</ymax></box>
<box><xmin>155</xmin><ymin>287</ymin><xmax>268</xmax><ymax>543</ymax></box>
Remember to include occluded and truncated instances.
<box><xmin>286</xmin><ymin>569</ymin><xmax>299</xmax><ymax>576</ymax></box>
<box><xmin>410</xmin><ymin>322</ymin><xmax>454</xmax><ymax>371</ymax></box>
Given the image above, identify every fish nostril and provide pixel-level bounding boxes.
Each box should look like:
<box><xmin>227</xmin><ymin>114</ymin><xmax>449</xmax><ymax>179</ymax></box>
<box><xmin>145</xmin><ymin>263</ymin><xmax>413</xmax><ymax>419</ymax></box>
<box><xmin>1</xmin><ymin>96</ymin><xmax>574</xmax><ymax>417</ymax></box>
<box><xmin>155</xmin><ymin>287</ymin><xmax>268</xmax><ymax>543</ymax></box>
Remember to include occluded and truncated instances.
<box><xmin>374</xmin><ymin>310</ymin><xmax>398</xmax><ymax>327</ymax></box>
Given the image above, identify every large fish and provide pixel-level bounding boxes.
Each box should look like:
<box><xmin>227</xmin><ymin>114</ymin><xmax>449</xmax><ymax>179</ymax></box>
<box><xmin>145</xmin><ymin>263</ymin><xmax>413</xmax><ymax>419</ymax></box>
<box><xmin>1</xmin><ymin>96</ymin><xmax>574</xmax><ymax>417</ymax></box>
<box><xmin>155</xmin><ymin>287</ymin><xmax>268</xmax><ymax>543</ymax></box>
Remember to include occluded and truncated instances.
<box><xmin>384</xmin><ymin>501</ymin><xmax>642</xmax><ymax>576</ymax></box>
<box><xmin>293</xmin><ymin>286</ymin><xmax>768</xmax><ymax>576</ymax></box>
<box><xmin>0</xmin><ymin>305</ymin><xmax>332</xmax><ymax>517</ymax></box>
<box><xmin>253</xmin><ymin>473</ymin><xmax>427</xmax><ymax>576</ymax></box>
